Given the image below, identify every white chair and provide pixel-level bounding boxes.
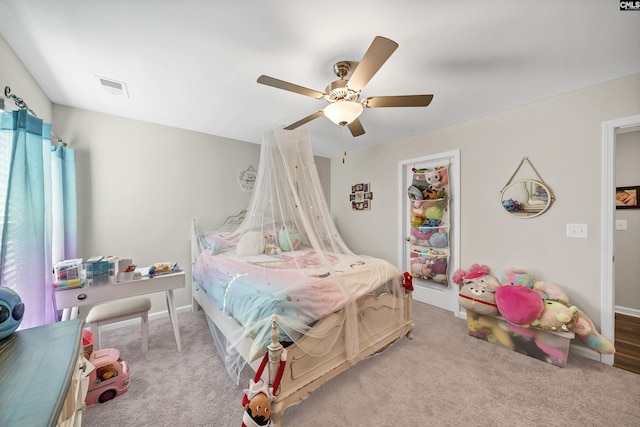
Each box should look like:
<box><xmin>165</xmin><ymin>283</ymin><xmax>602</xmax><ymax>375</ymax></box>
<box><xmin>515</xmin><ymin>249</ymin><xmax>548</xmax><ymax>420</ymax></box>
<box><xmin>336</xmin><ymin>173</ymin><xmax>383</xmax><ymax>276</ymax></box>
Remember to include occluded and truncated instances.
<box><xmin>86</xmin><ymin>297</ymin><xmax>152</xmax><ymax>353</ymax></box>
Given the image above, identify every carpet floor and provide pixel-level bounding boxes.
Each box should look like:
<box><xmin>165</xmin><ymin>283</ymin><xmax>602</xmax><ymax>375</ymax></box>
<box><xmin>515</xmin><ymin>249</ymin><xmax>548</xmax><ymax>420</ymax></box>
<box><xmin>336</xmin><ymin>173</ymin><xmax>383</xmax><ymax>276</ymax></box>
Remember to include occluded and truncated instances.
<box><xmin>82</xmin><ymin>301</ymin><xmax>640</xmax><ymax>426</ymax></box>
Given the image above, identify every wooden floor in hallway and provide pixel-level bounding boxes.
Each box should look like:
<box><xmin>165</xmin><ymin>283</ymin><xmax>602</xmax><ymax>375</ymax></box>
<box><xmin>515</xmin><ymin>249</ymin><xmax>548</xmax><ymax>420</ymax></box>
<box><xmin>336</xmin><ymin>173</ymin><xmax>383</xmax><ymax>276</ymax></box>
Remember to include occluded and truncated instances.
<box><xmin>614</xmin><ymin>313</ymin><xmax>640</xmax><ymax>375</ymax></box>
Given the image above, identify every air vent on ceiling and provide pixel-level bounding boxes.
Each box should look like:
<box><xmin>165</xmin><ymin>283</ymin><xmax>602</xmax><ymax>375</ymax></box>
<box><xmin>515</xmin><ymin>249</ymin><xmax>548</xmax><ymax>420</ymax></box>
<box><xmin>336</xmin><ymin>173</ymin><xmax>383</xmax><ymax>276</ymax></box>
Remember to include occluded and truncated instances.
<box><xmin>96</xmin><ymin>76</ymin><xmax>129</xmax><ymax>97</ymax></box>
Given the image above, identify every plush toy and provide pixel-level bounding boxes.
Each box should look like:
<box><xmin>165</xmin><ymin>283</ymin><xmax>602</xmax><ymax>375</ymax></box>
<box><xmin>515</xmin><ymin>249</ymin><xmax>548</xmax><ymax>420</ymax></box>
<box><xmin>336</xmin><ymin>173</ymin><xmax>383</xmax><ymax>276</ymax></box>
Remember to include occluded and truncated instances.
<box><xmin>242</xmin><ymin>380</ymin><xmax>272</xmax><ymax>427</ymax></box>
<box><xmin>453</xmin><ymin>264</ymin><xmax>500</xmax><ymax>316</ymax></box>
<box><xmin>424</xmin><ymin>218</ymin><xmax>441</xmax><ymax>227</ymax></box>
<box><xmin>410</xmin><ymin>227</ymin><xmax>432</xmax><ymax>245</ymax></box>
<box><xmin>495</xmin><ymin>285</ymin><xmax>544</xmax><ymax>326</ymax></box>
<box><xmin>407</xmin><ymin>185</ymin><xmax>423</xmax><ymax>201</ymax></box>
<box><xmin>402</xmin><ymin>272</ymin><xmax>414</xmax><ymax>292</ymax></box>
<box><xmin>467</xmin><ymin>312</ymin><xmax>514</xmax><ymax>349</ymax></box>
<box><xmin>424</xmin><ymin>205</ymin><xmax>443</xmax><ymax>221</ymax></box>
<box><xmin>424</xmin><ymin>169</ymin><xmax>444</xmax><ymax>191</ymax></box>
<box><xmin>531</xmin><ymin>281</ymin><xmax>569</xmax><ymax>303</ymax></box>
<box><xmin>237</xmin><ymin>231</ymin><xmax>269</xmax><ymax>257</ymax></box>
<box><xmin>571</xmin><ymin>309</ymin><xmax>615</xmax><ymax>354</ymax></box>
<box><xmin>0</xmin><ymin>287</ymin><xmax>24</xmax><ymax>340</ymax></box>
<box><xmin>530</xmin><ymin>300</ymin><xmax>579</xmax><ymax>332</ymax></box>
<box><xmin>411</xmin><ymin>201</ymin><xmax>427</xmax><ymax>220</ymax></box>
<box><xmin>429</xmin><ymin>257</ymin><xmax>448</xmax><ymax>284</ymax></box>
<box><xmin>241</xmin><ymin>349</ymin><xmax>287</xmax><ymax>427</ymax></box>
<box><xmin>429</xmin><ymin>232</ymin><xmax>448</xmax><ymax>248</ymax></box>
<box><xmin>498</xmin><ymin>268</ymin><xmax>534</xmax><ymax>288</ymax></box>
<box><xmin>498</xmin><ymin>268</ymin><xmax>569</xmax><ymax>302</ymax></box>
<box><xmin>278</xmin><ymin>225</ymin><xmax>301</xmax><ymax>252</ymax></box>
<box><xmin>263</xmin><ymin>234</ymin><xmax>281</xmax><ymax>255</ymax></box>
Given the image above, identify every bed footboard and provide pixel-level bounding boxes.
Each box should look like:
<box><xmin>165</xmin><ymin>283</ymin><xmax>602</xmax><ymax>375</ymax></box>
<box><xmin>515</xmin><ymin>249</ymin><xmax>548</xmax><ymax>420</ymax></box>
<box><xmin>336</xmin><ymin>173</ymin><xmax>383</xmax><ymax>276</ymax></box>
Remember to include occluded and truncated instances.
<box><xmin>268</xmin><ymin>290</ymin><xmax>413</xmax><ymax>426</ymax></box>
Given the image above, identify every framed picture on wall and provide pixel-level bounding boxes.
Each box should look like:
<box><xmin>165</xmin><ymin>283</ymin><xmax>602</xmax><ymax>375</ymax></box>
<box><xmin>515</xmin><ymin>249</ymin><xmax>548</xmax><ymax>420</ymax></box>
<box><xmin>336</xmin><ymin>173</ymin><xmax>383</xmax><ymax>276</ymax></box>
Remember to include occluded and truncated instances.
<box><xmin>615</xmin><ymin>186</ymin><xmax>640</xmax><ymax>209</ymax></box>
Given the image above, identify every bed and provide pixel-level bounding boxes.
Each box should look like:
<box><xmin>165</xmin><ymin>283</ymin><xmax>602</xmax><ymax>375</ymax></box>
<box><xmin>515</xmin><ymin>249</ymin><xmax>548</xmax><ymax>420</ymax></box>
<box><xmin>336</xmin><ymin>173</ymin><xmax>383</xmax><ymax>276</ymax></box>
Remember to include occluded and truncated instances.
<box><xmin>190</xmin><ymin>128</ymin><xmax>414</xmax><ymax>426</ymax></box>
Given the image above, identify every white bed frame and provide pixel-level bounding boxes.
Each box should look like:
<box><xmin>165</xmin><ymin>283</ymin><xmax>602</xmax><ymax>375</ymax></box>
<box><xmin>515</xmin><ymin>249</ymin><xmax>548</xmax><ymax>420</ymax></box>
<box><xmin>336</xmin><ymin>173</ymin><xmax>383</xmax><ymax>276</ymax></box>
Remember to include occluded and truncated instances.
<box><xmin>191</xmin><ymin>220</ymin><xmax>414</xmax><ymax>426</ymax></box>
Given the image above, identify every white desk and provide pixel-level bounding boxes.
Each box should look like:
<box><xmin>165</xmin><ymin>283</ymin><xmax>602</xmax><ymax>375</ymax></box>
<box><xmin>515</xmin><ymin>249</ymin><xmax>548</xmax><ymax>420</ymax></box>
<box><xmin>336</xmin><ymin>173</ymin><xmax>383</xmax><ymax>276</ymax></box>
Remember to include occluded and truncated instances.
<box><xmin>54</xmin><ymin>270</ymin><xmax>185</xmax><ymax>351</ymax></box>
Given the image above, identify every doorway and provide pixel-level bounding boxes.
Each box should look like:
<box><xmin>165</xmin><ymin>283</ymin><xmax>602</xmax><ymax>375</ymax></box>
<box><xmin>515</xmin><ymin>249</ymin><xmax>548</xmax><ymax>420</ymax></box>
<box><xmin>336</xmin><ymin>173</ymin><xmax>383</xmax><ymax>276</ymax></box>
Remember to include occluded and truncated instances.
<box><xmin>601</xmin><ymin>114</ymin><xmax>640</xmax><ymax>366</ymax></box>
<box><xmin>398</xmin><ymin>150</ymin><xmax>460</xmax><ymax>315</ymax></box>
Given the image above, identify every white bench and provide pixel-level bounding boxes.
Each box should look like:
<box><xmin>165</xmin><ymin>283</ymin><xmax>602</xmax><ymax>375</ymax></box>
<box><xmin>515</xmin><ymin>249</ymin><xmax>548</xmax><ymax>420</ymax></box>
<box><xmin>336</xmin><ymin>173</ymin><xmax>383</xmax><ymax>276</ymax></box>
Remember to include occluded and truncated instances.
<box><xmin>86</xmin><ymin>297</ymin><xmax>152</xmax><ymax>353</ymax></box>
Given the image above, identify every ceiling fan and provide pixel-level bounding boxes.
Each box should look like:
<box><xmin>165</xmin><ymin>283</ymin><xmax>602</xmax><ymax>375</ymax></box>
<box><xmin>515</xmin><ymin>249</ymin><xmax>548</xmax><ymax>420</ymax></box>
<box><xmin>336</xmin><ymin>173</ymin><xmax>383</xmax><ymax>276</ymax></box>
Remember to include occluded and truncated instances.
<box><xmin>257</xmin><ymin>36</ymin><xmax>433</xmax><ymax>137</ymax></box>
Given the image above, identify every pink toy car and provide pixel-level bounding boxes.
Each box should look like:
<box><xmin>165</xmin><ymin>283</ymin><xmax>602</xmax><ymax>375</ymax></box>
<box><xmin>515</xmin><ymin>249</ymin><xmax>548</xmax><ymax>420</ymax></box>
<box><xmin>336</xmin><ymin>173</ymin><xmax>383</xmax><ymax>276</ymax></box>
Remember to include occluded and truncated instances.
<box><xmin>85</xmin><ymin>348</ymin><xmax>130</xmax><ymax>406</ymax></box>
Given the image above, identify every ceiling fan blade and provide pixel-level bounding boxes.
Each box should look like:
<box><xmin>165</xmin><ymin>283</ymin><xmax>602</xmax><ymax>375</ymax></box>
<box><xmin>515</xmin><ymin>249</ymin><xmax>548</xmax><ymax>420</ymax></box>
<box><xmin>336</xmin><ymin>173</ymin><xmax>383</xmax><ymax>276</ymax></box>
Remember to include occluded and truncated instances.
<box><xmin>348</xmin><ymin>118</ymin><xmax>365</xmax><ymax>137</ymax></box>
<box><xmin>257</xmin><ymin>75</ymin><xmax>325</xmax><ymax>99</ymax></box>
<box><xmin>347</xmin><ymin>36</ymin><xmax>398</xmax><ymax>92</ymax></box>
<box><xmin>363</xmin><ymin>94</ymin><xmax>434</xmax><ymax>108</ymax></box>
<box><xmin>283</xmin><ymin>111</ymin><xmax>324</xmax><ymax>130</ymax></box>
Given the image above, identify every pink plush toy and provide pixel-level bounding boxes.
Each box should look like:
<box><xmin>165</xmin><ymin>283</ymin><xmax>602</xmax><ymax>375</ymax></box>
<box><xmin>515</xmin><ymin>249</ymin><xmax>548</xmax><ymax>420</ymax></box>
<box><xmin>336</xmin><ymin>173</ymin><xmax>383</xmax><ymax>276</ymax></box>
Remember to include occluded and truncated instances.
<box><xmin>495</xmin><ymin>285</ymin><xmax>544</xmax><ymax>326</ymax></box>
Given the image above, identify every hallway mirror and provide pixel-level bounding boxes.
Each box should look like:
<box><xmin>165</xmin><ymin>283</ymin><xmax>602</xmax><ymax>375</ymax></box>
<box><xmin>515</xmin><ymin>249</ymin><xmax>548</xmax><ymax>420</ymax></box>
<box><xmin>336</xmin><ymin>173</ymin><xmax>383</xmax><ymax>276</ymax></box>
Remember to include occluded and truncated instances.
<box><xmin>500</xmin><ymin>179</ymin><xmax>553</xmax><ymax>218</ymax></box>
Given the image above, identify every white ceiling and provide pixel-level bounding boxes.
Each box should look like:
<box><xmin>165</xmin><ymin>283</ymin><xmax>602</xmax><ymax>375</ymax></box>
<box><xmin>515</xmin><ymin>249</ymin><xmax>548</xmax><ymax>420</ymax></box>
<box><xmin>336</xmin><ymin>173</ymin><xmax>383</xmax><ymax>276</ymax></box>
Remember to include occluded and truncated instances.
<box><xmin>1</xmin><ymin>1</ymin><xmax>639</xmax><ymax>158</ymax></box>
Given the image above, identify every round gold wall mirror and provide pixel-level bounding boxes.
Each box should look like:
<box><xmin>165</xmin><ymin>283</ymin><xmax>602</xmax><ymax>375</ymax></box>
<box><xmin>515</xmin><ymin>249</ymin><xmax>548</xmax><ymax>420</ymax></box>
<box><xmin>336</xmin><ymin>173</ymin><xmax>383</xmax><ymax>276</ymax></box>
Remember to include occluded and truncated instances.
<box><xmin>500</xmin><ymin>179</ymin><xmax>553</xmax><ymax>218</ymax></box>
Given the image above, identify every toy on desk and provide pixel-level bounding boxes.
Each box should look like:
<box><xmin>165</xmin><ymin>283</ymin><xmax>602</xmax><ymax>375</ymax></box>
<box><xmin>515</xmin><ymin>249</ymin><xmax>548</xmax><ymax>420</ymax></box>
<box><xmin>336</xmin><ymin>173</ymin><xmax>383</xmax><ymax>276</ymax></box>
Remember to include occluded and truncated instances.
<box><xmin>148</xmin><ymin>262</ymin><xmax>182</xmax><ymax>278</ymax></box>
<box><xmin>0</xmin><ymin>287</ymin><xmax>24</xmax><ymax>340</ymax></box>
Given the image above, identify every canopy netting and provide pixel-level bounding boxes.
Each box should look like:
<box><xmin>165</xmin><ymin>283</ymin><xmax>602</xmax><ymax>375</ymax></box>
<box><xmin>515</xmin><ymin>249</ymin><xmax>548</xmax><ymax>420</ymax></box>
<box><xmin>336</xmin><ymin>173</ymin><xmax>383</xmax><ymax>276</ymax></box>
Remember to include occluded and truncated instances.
<box><xmin>192</xmin><ymin>127</ymin><xmax>403</xmax><ymax>383</ymax></box>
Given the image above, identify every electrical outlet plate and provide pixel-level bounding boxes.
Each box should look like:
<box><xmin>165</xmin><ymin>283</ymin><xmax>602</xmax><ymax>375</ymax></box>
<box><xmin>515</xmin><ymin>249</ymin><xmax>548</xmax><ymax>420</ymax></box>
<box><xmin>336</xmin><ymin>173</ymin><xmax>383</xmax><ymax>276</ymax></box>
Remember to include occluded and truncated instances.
<box><xmin>566</xmin><ymin>223</ymin><xmax>588</xmax><ymax>238</ymax></box>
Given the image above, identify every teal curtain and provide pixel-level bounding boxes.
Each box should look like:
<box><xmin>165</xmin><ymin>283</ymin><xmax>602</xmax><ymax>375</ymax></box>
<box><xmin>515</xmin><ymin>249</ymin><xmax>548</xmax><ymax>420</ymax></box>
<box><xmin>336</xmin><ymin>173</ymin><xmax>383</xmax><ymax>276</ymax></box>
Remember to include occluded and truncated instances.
<box><xmin>0</xmin><ymin>109</ymin><xmax>77</xmax><ymax>328</ymax></box>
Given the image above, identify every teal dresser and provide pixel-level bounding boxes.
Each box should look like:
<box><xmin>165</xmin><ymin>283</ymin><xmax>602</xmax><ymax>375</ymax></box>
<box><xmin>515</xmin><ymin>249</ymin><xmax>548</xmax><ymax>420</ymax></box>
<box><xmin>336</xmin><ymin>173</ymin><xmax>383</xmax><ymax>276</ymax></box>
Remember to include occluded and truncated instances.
<box><xmin>0</xmin><ymin>319</ymin><xmax>85</xmax><ymax>426</ymax></box>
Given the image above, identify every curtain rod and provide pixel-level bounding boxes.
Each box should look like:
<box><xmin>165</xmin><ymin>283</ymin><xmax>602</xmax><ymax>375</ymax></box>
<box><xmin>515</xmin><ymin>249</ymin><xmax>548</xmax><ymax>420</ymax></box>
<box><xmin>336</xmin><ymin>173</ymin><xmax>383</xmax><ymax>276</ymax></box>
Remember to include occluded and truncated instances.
<box><xmin>3</xmin><ymin>86</ymin><xmax>68</xmax><ymax>146</ymax></box>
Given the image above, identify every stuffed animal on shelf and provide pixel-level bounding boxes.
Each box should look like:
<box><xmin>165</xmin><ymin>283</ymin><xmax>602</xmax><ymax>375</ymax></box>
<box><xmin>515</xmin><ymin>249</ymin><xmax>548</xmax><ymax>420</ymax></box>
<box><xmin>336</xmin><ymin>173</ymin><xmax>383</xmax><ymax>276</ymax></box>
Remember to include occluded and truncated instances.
<box><xmin>453</xmin><ymin>264</ymin><xmax>500</xmax><ymax>316</ymax></box>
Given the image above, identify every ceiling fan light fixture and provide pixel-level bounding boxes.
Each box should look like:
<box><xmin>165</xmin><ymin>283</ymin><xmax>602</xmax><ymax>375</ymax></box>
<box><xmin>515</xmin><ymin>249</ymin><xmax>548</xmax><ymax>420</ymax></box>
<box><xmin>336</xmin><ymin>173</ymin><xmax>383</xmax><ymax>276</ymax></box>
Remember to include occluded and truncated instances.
<box><xmin>323</xmin><ymin>101</ymin><xmax>363</xmax><ymax>126</ymax></box>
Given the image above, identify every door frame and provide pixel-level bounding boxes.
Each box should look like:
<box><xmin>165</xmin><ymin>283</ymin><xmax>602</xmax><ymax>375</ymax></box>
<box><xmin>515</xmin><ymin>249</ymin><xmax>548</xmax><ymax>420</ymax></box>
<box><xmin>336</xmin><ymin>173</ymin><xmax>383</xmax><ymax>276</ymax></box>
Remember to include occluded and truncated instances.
<box><xmin>398</xmin><ymin>149</ymin><xmax>461</xmax><ymax>315</ymax></box>
<box><xmin>601</xmin><ymin>114</ymin><xmax>640</xmax><ymax>366</ymax></box>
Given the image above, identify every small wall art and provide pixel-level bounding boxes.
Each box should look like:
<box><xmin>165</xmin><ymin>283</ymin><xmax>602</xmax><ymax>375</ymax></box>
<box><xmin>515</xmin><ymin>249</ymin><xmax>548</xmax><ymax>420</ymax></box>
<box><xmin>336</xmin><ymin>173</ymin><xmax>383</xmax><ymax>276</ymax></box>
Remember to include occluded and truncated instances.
<box><xmin>350</xmin><ymin>183</ymin><xmax>373</xmax><ymax>210</ymax></box>
<box><xmin>616</xmin><ymin>186</ymin><xmax>640</xmax><ymax>209</ymax></box>
<box><xmin>238</xmin><ymin>165</ymin><xmax>257</xmax><ymax>192</ymax></box>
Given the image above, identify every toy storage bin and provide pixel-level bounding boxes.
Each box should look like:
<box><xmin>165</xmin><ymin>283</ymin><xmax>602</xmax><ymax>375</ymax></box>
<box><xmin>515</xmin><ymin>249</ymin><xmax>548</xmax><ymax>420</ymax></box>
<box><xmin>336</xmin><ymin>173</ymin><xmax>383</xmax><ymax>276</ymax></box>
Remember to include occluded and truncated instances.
<box><xmin>466</xmin><ymin>310</ymin><xmax>574</xmax><ymax>368</ymax></box>
<box><xmin>53</xmin><ymin>258</ymin><xmax>84</xmax><ymax>290</ymax></box>
<box><xmin>86</xmin><ymin>256</ymin><xmax>116</xmax><ymax>285</ymax></box>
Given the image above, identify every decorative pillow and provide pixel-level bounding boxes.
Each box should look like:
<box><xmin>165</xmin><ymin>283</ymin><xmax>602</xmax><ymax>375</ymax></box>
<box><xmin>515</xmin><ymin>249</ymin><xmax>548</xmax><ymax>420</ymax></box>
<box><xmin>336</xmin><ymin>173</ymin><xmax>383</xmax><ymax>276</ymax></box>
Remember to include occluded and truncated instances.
<box><xmin>237</xmin><ymin>231</ymin><xmax>267</xmax><ymax>257</ymax></box>
<box><xmin>203</xmin><ymin>234</ymin><xmax>230</xmax><ymax>255</ymax></box>
<box><xmin>495</xmin><ymin>285</ymin><xmax>543</xmax><ymax>326</ymax></box>
<box><xmin>278</xmin><ymin>225</ymin><xmax>301</xmax><ymax>252</ymax></box>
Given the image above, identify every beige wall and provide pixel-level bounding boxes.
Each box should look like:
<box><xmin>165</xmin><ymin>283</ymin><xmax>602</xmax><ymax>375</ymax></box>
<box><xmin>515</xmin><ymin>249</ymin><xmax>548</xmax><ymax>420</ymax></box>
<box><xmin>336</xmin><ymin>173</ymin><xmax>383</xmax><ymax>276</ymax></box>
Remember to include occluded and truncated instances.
<box><xmin>52</xmin><ymin>105</ymin><xmax>332</xmax><ymax>317</ymax></box>
<box><xmin>615</xmin><ymin>130</ymin><xmax>640</xmax><ymax>312</ymax></box>
<box><xmin>0</xmin><ymin>35</ymin><xmax>52</xmax><ymax>122</ymax></box>
<box><xmin>330</xmin><ymin>73</ymin><xmax>640</xmax><ymax>326</ymax></box>
<box><xmin>52</xmin><ymin>105</ymin><xmax>261</xmax><ymax>315</ymax></box>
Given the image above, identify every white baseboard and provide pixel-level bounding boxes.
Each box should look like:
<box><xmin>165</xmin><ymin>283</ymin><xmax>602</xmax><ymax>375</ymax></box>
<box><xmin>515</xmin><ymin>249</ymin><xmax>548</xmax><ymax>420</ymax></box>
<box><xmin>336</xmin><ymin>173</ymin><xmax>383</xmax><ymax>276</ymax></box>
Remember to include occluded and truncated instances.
<box><xmin>615</xmin><ymin>305</ymin><xmax>640</xmax><ymax>318</ymax></box>
<box><xmin>84</xmin><ymin>304</ymin><xmax>193</xmax><ymax>332</ymax></box>
<box><xmin>569</xmin><ymin>343</ymin><xmax>601</xmax><ymax>362</ymax></box>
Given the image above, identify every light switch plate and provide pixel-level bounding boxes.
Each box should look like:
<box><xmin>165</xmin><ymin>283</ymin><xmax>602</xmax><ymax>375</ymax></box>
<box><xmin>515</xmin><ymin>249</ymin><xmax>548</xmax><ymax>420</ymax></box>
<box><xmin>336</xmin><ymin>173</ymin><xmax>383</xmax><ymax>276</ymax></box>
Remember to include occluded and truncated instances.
<box><xmin>567</xmin><ymin>223</ymin><xmax>588</xmax><ymax>238</ymax></box>
<box><xmin>616</xmin><ymin>219</ymin><xmax>627</xmax><ymax>231</ymax></box>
